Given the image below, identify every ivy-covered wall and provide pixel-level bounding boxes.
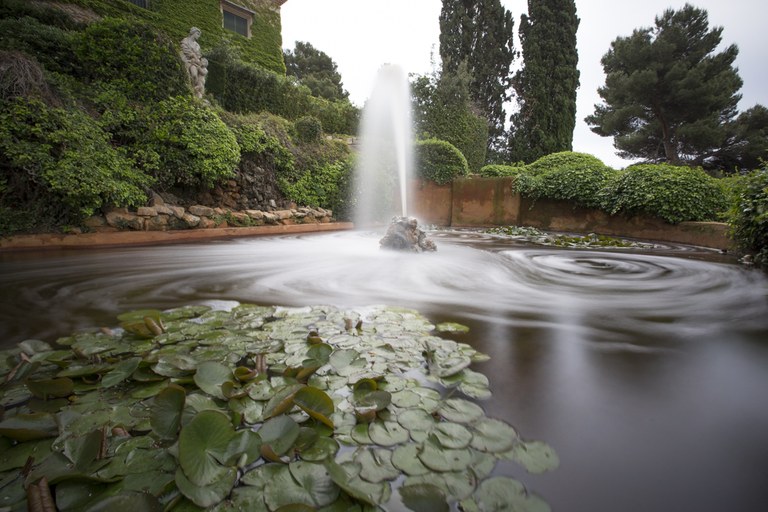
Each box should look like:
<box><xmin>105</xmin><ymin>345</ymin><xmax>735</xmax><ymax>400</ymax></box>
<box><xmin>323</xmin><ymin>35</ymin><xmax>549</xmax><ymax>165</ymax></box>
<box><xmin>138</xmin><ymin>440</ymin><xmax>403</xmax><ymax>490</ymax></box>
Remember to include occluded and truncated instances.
<box><xmin>47</xmin><ymin>0</ymin><xmax>286</xmax><ymax>73</ymax></box>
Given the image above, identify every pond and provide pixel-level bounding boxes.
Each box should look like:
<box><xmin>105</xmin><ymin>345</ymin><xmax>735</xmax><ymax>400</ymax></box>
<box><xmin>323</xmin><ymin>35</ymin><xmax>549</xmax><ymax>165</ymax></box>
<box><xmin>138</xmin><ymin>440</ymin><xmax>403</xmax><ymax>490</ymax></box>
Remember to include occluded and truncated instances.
<box><xmin>1</xmin><ymin>230</ymin><xmax>767</xmax><ymax>511</ymax></box>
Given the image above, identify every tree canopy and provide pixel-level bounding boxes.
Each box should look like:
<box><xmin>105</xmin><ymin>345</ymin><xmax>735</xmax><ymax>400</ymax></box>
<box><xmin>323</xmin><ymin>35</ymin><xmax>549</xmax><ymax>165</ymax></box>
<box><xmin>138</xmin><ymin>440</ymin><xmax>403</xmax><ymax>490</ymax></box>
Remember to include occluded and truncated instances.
<box><xmin>283</xmin><ymin>41</ymin><xmax>348</xmax><ymax>102</ymax></box>
<box><xmin>439</xmin><ymin>0</ymin><xmax>515</xmax><ymax>157</ymax></box>
<box><xmin>509</xmin><ymin>0</ymin><xmax>580</xmax><ymax>164</ymax></box>
<box><xmin>585</xmin><ymin>4</ymin><xmax>750</xmax><ymax>168</ymax></box>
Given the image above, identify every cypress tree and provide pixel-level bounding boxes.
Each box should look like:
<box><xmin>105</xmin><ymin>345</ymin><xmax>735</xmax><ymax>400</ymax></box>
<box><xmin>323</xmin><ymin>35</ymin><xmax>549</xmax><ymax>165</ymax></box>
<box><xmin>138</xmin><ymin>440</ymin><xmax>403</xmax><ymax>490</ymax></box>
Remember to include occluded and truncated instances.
<box><xmin>510</xmin><ymin>0</ymin><xmax>580</xmax><ymax>163</ymax></box>
<box><xmin>439</xmin><ymin>0</ymin><xmax>515</xmax><ymax>159</ymax></box>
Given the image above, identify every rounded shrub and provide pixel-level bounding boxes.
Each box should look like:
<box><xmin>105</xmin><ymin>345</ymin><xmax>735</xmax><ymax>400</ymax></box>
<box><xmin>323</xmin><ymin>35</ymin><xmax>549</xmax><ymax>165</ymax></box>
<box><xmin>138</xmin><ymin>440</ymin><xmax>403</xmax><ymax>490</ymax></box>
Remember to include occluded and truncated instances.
<box><xmin>278</xmin><ymin>157</ymin><xmax>354</xmax><ymax>217</ymax></box>
<box><xmin>602</xmin><ymin>163</ymin><xmax>728</xmax><ymax>224</ymax></box>
<box><xmin>727</xmin><ymin>167</ymin><xmax>768</xmax><ymax>265</ymax></box>
<box><xmin>0</xmin><ymin>98</ymin><xmax>149</xmax><ymax>226</ymax></box>
<box><xmin>294</xmin><ymin>115</ymin><xmax>323</xmax><ymax>143</ymax></box>
<box><xmin>147</xmin><ymin>97</ymin><xmax>240</xmax><ymax>189</ymax></box>
<box><xmin>520</xmin><ymin>151</ymin><xmax>618</xmax><ymax>209</ymax></box>
<box><xmin>414</xmin><ymin>139</ymin><xmax>469</xmax><ymax>185</ymax></box>
<box><xmin>74</xmin><ymin>18</ymin><xmax>188</xmax><ymax>102</ymax></box>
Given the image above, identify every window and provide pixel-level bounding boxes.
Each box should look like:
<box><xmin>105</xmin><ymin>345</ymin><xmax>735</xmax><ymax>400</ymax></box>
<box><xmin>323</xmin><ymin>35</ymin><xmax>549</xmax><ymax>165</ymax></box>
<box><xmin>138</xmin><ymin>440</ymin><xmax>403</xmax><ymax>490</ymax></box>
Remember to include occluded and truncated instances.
<box><xmin>221</xmin><ymin>1</ymin><xmax>254</xmax><ymax>38</ymax></box>
<box><xmin>223</xmin><ymin>10</ymin><xmax>248</xmax><ymax>37</ymax></box>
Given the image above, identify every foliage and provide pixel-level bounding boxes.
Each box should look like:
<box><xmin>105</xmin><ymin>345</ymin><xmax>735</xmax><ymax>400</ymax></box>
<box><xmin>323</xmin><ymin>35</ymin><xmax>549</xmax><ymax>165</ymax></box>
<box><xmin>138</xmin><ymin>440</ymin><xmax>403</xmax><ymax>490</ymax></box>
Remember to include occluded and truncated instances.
<box><xmin>515</xmin><ymin>152</ymin><xmax>618</xmax><ymax>209</ymax></box>
<box><xmin>145</xmin><ymin>96</ymin><xmax>239</xmax><ymax>189</ymax></box>
<box><xmin>477</xmin><ymin>164</ymin><xmax>526</xmax><ymax>178</ymax></box>
<box><xmin>585</xmin><ymin>4</ymin><xmax>746</xmax><ymax>168</ymax></box>
<box><xmin>411</xmin><ymin>68</ymin><xmax>488</xmax><ymax>172</ymax></box>
<box><xmin>279</xmin><ymin>158</ymin><xmax>354</xmax><ymax>217</ymax></box>
<box><xmin>222</xmin><ymin>111</ymin><xmax>295</xmax><ymax>174</ymax></box>
<box><xmin>0</xmin><ymin>98</ymin><xmax>149</xmax><ymax>228</ymax></box>
<box><xmin>510</xmin><ymin>0</ymin><xmax>580</xmax><ymax>163</ymax></box>
<box><xmin>601</xmin><ymin>163</ymin><xmax>728</xmax><ymax>223</ymax></box>
<box><xmin>294</xmin><ymin>115</ymin><xmax>323</xmax><ymax>143</ymax></box>
<box><xmin>708</xmin><ymin>105</ymin><xmax>768</xmax><ymax>173</ymax></box>
<box><xmin>0</xmin><ymin>303</ymin><xmax>557</xmax><ymax>510</ymax></box>
<box><xmin>74</xmin><ymin>17</ymin><xmax>188</xmax><ymax>102</ymax></box>
<box><xmin>415</xmin><ymin>139</ymin><xmax>470</xmax><ymax>185</ymax></box>
<box><xmin>0</xmin><ymin>16</ymin><xmax>78</xmax><ymax>75</ymax></box>
<box><xmin>206</xmin><ymin>46</ymin><xmax>358</xmax><ymax>135</ymax></box>
<box><xmin>439</xmin><ymin>0</ymin><xmax>516</xmax><ymax>153</ymax></box>
<box><xmin>284</xmin><ymin>41</ymin><xmax>349</xmax><ymax>101</ymax></box>
<box><xmin>727</xmin><ymin>168</ymin><xmax>768</xmax><ymax>265</ymax></box>
<box><xmin>485</xmin><ymin>225</ymin><xmax>658</xmax><ymax>249</ymax></box>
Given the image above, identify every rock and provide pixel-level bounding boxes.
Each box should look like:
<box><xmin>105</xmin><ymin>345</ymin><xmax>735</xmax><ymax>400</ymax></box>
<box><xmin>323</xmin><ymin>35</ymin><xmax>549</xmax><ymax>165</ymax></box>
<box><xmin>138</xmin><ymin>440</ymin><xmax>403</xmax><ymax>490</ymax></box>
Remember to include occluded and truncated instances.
<box><xmin>181</xmin><ymin>212</ymin><xmax>200</xmax><ymax>228</ymax></box>
<box><xmin>83</xmin><ymin>215</ymin><xmax>107</xmax><ymax>228</ymax></box>
<box><xmin>198</xmin><ymin>217</ymin><xmax>217</xmax><ymax>229</ymax></box>
<box><xmin>148</xmin><ymin>191</ymin><xmax>165</xmax><ymax>206</ymax></box>
<box><xmin>274</xmin><ymin>209</ymin><xmax>293</xmax><ymax>220</ymax></box>
<box><xmin>188</xmin><ymin>205</ymin><xmax>215</xmax><ymax>217</ymax></box>
<box><xmin>245</xmin><ymin>210</ymin><xmax>264</xmax><ymax>220</ymax></box>
<box><xmin>379</xmin><ymin>216</ymin><xmax>437</xmax><ymax>253</ymax></box>
<box><xmin>154</xmin><ymin>205</ymin><xmax>175</xmax><ymax>216</ymax></box>
<box><xmin>263</xmin><ymin>212</ymin><xmax>278</xmax><ymax>224</ymax></box>
<box><xmin>136</xmin><ymin>206</ymin><xmax>158</xmax><ymax>217</ymax></box>
<box><xmin>168</xmin><ymin>206</ymin><xmax>186</xmax><ymax>219</ymax></box>
<box><xmin>229</xmin><ymin>212</ymin><xmax>250</xmax><ymax>225</ymax></box>
<box><xmin>105</xmin><ymin>210</ymin><xmax>144</xmax><ymax>231</ymax></box>
<box><xmin>145</xmin><ymin>215</ymin><xmax>169</xmax><ymax>231</ymax></box>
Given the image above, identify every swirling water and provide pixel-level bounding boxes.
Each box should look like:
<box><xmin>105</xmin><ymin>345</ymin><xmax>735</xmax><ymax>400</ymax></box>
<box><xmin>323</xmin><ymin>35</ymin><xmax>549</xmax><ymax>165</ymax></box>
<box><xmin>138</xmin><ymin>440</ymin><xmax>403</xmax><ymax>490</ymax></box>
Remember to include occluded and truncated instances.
<box><xmin>1</xmin><ymin>230</ymin><xmax>767</xmax><ymax>511</ymax></box>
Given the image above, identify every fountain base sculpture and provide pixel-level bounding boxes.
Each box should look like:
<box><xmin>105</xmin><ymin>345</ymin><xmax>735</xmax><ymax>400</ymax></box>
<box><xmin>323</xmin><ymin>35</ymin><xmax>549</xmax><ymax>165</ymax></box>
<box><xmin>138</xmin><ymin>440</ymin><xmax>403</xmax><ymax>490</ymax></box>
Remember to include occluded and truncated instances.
<box><xmin>379</xmin><ymin>216</ymin><xmax>437</xmax><ymax>252</ymax></box>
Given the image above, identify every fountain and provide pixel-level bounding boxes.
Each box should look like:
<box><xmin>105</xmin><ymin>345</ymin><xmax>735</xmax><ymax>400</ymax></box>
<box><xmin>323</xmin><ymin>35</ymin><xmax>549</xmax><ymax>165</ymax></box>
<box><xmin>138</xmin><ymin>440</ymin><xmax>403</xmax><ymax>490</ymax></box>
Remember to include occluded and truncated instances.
<box><xmin>353</xmin><ymin>64</ymin><xmax>435</xmax><ymax>251</ymax></box>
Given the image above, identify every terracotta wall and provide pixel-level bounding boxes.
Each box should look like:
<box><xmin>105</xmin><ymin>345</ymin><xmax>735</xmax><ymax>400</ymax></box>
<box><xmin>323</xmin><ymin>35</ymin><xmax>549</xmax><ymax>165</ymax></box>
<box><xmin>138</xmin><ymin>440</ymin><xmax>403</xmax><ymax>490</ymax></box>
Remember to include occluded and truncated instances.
<box><xmin>410</xmin><ymin>177</ymin><xmax>732</xmax><ymax>250</ymax></box>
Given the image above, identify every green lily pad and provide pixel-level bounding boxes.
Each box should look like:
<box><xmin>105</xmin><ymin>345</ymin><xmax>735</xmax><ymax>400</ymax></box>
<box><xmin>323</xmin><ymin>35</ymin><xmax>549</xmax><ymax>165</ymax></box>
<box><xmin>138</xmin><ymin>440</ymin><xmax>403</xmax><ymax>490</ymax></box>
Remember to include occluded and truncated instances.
<box><xmin>63</xmin><ymin>429</ymin><xmax>102</xmax><ymax>470</ymax></box>
<box><xmin>194</xmin><ymin>361</ymin><xmax>234</xmax><ymax>400</ymax></box>
<box><xmin>293</xmin><ymin>386</ymin><xmax>335</xmax><ymax>428</ymax></box>
<box><xmin>26</xmin><ymin>377</ymin><xmax>74</xmax><ymax>399</ymax></box>
<box><xmin>0</xmin><ymin>412</ymin><xmax>58</xmax><ymax>441</ymax></box>
<box><xmin>438</xmin><ymin>398</ymin><xmax>485</xmax><ymax>424</ymax></box>
<box><xmin>392</xmin><ymin>444</ymin><xmax>431</xmax><ymax>476</ymax></box>
<box><xmin>356</xmin><ymin>447</ymin><xmax>400</xmax><ymax>483</ymax></box>
<box><xmin>459</xmin><ymin>476</ymin><xmax>551</xmax><ymax>512</ymax></box>
<box><xmin>435</xmin><ymin>322</ymin><xmax>470</xmax><ymax>334</ymax></box>
<box><xmin>470</xmin><ymin>418</ymin><xmax>518</xmax><ymax>453</ymax></box>
<box><xmin>0</xmin><ymin>438</ymin><xmax>53</xmax><ymax>472</ymax></box>
<box><xmin>502</xmin><ymin>440</ymin><xmax>560</xmax><ymax>474</ymax></box>
<box><xmin>175</xmin><ymin>465</ymin><xmax>237</xmax><ymax>508</ymax></box>
<box><xmin>262</xmin><ymin>461</ymin><xmax>340</xmax><ymax>509</ymax></box>
<box><xmin>399</xmin><ymin>483</ymin><xmax>449</xmax><ymax>512</ymax></box>
<box><xmin>299</xmin><ymin>436</ymin><xmax>339</xmax><ymax>462</ymax></box>
<box><xmin>150</xmin><ymin>383</ymin><xmax>186</xmax><ymax>440</ymax></box>
<box><xmin>418</xmin><ymin>438</ymin><xmax>472</xmax><ymax>472</ymax></box>
<box><xmin>259</xmin><ymin>414</ymin><xmax>300</xmax><ymax>455</ymax></box>
<box><xmin>432</xmin><ymin>422</ymin><xmax>473</xmax><ymax>449</ymax></box>
<box><xmin>368</xmin><ymin>420</ymin><xmax>410</xmax><ymax>447</ymax></box>
<box><xmin>100</xmin><ymin>357</ymin><xmax>141</xmax><ymax>389</ymax></box>
<box><xmin>178</xmin><ymin>410</ymin><xmax>235</xmax><ymax>486</ymax></box>
<box><xmin>396</xmin><ymin>409</ymin><xmax>435</xmax><ymax>443</ymax></box>
<box><xmin>325</xmin><ymin>460</ymin><xmax>391</xmax><ymax>506</ymax></box>
<box><xmin>264</xmin><ymin>384</ymin><xmax>304</xmax><ymax>419</ymax></box>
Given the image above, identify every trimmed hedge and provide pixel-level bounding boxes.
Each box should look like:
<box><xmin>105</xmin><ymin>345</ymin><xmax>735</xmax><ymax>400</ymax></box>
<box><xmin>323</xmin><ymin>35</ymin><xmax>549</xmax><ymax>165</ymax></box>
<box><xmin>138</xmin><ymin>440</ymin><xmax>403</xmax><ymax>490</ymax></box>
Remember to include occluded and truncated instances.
<box><xmin>601</xmin><ymin>164</ymin><xmax>728</xmax><ymax>224</ymax></box>
<box><xmin>415</xmin><ymin>139</ymin><xmax>469</xmax><ymax>185</ymax></box>
<box><xmin>477</xmin><ymin>164</ymin><xmax>525</xmax><ymax>178</ymax></box>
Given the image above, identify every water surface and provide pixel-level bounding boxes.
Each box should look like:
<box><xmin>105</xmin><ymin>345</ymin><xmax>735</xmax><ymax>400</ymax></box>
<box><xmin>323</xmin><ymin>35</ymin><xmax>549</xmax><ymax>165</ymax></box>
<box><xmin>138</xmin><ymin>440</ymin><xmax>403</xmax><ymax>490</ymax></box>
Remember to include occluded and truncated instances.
<box><xmin>1</xmin><ymin>231</ymin><xmax>767</xmax><ymax>511</ymax></box>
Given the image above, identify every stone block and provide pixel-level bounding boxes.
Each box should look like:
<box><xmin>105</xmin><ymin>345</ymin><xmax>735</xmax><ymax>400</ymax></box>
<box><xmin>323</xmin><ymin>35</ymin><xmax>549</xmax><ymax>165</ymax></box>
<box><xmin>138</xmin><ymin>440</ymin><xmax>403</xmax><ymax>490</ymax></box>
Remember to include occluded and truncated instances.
<box><xmin>188</xmin><ymin>205</ymin><xmax>215</xmax><ymax>217</ymax></box>
<box><xmin>136</xmin><ymin>206</ymin><xmax>158</xmax><ymax>217</ymax></box>
<box><xmin>168</xmin><ymin>206</ymin><xmax>186</xmax><ymax>219</ymax></box>
<box><xmin>274</xmin><ymin>209</ymin><xmax>293</xmax><ymax>220</ymax></box>
<box><xmin>245</xmin><ymin>210</ymin><xmax>264</xmax><ymax>220</ymax></box>
<box><xmin>154</xmin><ymin>205</ymin><xmax>174</xmax><ymax>216</ymax></box>
<box><xmin>105</xmin><ymin>210</ymin><xmax>144</xmax><ymax>230</ymax></box>
<box><xmin>83</xmin><ymin>215</ymin><xmax>107</xmax><ymax>228</ymax></box>
<box><xmin>181</xmin><ymin>213</ymin><xmax>200</xmax><ymax>228</ymax></box>
<box><xmin>145</xmin><ymin>215</ymin><xmax>169</xmax><ymax>231</ymax></box>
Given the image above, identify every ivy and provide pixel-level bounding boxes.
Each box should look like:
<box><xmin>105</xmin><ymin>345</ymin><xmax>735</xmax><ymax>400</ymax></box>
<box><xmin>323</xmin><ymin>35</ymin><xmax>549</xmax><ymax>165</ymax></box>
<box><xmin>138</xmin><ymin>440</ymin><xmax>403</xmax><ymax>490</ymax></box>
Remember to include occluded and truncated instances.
<box><xmin>415</xmin><ymin>139</ymin><xmax>470</xmax><ymax>185</ymax></box>
<box><xmin>727</xmin><ymin>167</ymin><xmax>768</xmax><ymax>265</ymax></box>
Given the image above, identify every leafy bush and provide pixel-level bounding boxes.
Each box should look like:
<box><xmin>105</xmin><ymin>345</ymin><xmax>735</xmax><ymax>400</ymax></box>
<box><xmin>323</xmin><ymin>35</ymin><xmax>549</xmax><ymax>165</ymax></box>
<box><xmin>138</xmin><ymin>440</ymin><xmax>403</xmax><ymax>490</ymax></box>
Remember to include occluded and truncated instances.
<box><xmin>601</xmin><ymin>163</ymin><xmax>728</xmax><ymax>223</ymax></box>
<box><xmin>74</xmin><ymin>17</ymin><xmax>188</xmax><ymax>102</ymax></box>
<box><xmin>477</xmin><ymin>164</ymin><xmax>526</xmax><ymax>178</ymax></box>
<box><xmin>727</xmin><ymin>168</ymin><xmax>768</xmax><ymax>265</ymax></box>
<box><xmin>518</xmin><ymin>152</ymin><xmax>618</xmax><ymax>209</ymax></box>
<box><xmin>414</xmin><ymin>139</ymin><xmax>470</xmax><ymax>185</ymax></box>
<box><xmin>0</xmin><ymin>98</ymin><xmax>149</xmax><ymax>227</ymax></box>
<box><xmin>146</xmin><ymin>97</ymin><xmax>240</xmax><ymax>189</ymax></box>
<box><xmin>279</xmin><ymin>158</ymin><xmax>354</xmax><ymax>217</ymax></box>
<box><xmin>0</xmin><ymin>16</ymin><xmax>77</xmax><ymax>75</ymax></box>
<box><xmin>294</xmin><ymin>115</ymin><xmax>323</xmax><ymax>143</ymax></box>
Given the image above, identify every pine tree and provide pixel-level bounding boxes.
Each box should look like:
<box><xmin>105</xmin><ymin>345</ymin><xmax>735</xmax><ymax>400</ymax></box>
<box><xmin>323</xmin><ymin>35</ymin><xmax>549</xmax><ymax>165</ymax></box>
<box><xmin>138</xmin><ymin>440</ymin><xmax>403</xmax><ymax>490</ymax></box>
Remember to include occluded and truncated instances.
<box><xmin>283</xmin><ymin>41</ymin><xmax>348</xmax><ymax>101</ymax></box>
<box><xmin>439</xmin><ymin>0</ymin><xmax>515</xmax><ymax>158</ymax></box>
<box><xmin>585</xmin><ymin>4</ymin><xmax>745</xmax><ymax>166</ymax></box>
<box><xmin>510</xmin><ymin>0</ymin><xmax>580</xmax><ymax>163</ymax></box>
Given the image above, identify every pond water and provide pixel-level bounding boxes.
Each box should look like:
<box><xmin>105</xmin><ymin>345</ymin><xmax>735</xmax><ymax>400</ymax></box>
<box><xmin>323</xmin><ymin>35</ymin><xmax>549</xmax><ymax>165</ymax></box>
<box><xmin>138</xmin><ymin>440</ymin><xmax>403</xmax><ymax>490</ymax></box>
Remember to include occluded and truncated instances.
<box><xmin>1</xmin><ymin>230</ymin><xmax>767</xmax><ymax>512</ymax></box>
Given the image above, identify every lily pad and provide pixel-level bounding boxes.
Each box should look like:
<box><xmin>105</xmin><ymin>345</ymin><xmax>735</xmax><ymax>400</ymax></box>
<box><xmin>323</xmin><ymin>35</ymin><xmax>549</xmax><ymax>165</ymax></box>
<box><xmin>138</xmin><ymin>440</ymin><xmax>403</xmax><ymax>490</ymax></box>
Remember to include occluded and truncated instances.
<box><xmin>178</xmin><ymin>410</ymin><xmax>235</xmax><ymax>486</ymax></box>
<box><xmin>399</xmin><ymin>483</ymin><xmax>449</xmax><ymax>512</ymax></box>
<box><xmin>175</xmin><ymin>465</ymin><xmax>237</xmax><ymax>508</ymax></box>
<box><xmin>435</xmin><ymin>322</ymin><xmax>470</xmax><ymax>334</ymax></box>
<box><xmin>193</xmin><ymin>361</ymin><xmax>234</xmax><ymax>400</ymax></box>
<box><xmin>470</xmin><ymin>418</ymin><xmax>518</xmax><ymax>453</ymax></box>
<box><xmin>26</xmin><ymin>377</ymin><xmax>74</xmax><ymax>399</ymax></box>
<box><xmin>356</xmin><ymin>447</ymin><xmax>400</xmax><ymax>483</ymax></box>
<box><xmin>392</xmin><ymin>444</ymin><xmax>431</xmax><ymax>476</ymax></box>
<box><xmin>368</xmin><ymin>420</ymin><xmax>410</xmax><ymax>447</ymax></box>
<box><xmin>459</xmin><ymin>476</ymin><xmax>551</xmax><ymax>512</ymax></box>
<box><xmin>0</xmin><ymin>412</ymin><xmax>58</xmax><ymax>441</ymax></box>
<box><xmin>150</xmin><ymin>383</ymin><xmax>186</xmax><ymax>440</ymax></box>
<box><xmin>418</xmin><ymin>438</ymin><xmax>472</xmax><ymax>472</ymax></box>
<box><xmin>293</xmin><ymin>386</ymin><xmax>335</xmax><ymax>428</ymax></box>
<box><xmin>432</xmin><ymin>422</ymin><xmax>473</xmax><ymax>449</ymax></box>
<box><xmin>438</xmin><ymin>398</ymin><xmax>485</xmax><ymax>424</ymax></box>
<box><xmin>502</xmin><ymin>440</ymin><xmax>560</xmax><ymax>474</ymax></box>
<box><xmin>259</xmin><ymin>414</ymin><xmax>300</xmax><ymax>455</ymax></box>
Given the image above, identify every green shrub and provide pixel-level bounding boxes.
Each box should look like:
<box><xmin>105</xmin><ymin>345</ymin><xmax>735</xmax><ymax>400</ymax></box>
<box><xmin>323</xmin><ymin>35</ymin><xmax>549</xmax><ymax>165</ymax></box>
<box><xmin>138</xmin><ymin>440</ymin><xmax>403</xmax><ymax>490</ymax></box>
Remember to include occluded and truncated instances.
<box><xmin>295</xmin><ymin>115</ymin><xmax>323</xmax><ymax>143</ymax></box>
<box><xmin>477</xmin><ymin>164</ymin><xmax>525</xmax><ymax>178</ymax></box>
<box><xmin>518</xmin><ymin>151</ymin><xmax>618</xmax><ymax>209</ymax></box>
<box><xmin>0</xmin><ymin>16</ymin><xmax>77</xmax><ymax>75</ymax></box>
<box><xmin>414</xmin><ymin>139</ymin><xmax>469</xmax><ymax>185</ymax></box>
<box><xmin>74</xmin><ymin>17</ymin><xmax>188</xmax><ymax>102</ymax></box>
<box><xmin>601</xmin><ymin>163</ymin><xmax>728</xmax><ymax>223</ymax></box>
<box><xmin>146</xmin><ymin>96</ymin><xmax>240</xmax><ymax>188</ymax></box>
<box><xmin>727</xmin><ymin>168</ymin><xmax>768</xmax><ymax>265</ymax></box>
<box><xmin>0</xmin><ymin>98</ymin><xmax>149</xmax><ymax>227</ymax></box>
<box><xmin>279</xmin><ymin>158</ymin><xmax>354</xmax><ymax>217</ymax></box>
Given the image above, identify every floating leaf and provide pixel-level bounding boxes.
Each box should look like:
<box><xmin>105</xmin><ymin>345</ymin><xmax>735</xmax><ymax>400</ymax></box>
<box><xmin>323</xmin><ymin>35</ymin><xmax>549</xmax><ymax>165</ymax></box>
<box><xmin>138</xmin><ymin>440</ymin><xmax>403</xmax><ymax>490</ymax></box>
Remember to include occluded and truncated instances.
<box><xmin>392</xmin><ymin>444</ymin><xmax>431</xmax><ymax>476</ymax></box>
<box><xmin>435</xmin><ymin>322</ymin><xmax>470</xmax><ymax>334</ymax></box>
<box><xmin>150</xmin><ymin>383</ymin><xmax>186</xmax><ymax>440</ymax></box>
<box><xmin>368</xmin><ymin>420</ymin><xmax>410</xmax><ymax>446</ymax></box>
<box><xmin>418</xmin><ymin>438</ymin><xmax>472</xmax><ymax>472</ymax></box>
<box><xmin>263</xmin><ymin>461</ymin><xmax>339</xmax><ymax>509</ymax></box>
<box><xmin>459</xmin><ymin>476</ymin><xmax>551</xmax><ymax>512</ymax></box>
<box><xmin>263</xmin><ymin>384</ymin><xmax>304</xmax><ymax>419</ymax></box>
<box><xmin>438</xmin><ymin>398</ymin><xmax>484</xmax><ymax>424</ymax></box>
<box><xmin>396</xmin><ymin>409</ymin><xmax>435</xmax><ymax>443</ymax></box>
<box><xmin>0</xmin><ymin>412</ymin><xmax>58</xmax><ymax>441</ymax></box>
<box><xmin>293</xmin><ymin>386</ymin><xmax>335</xmax><ymax>428</ymax></box>
<box><xmin>178</xmin><ymin>410</ymin><xmax>235</xmax><ymax>486</ymax></box>
<box><xmin>502</xmin><ymin>440</ymin><xmax>560</xmax><ymax>474</ymax></box>
<box><xmin>356</xmin><ymin>447</ymin><xmax>400</xmax><ymax>483</ymax></box>
<box><xmin>259</xmin><ymin>414</ymin><xmax>300</xmax><ymax>455</ymax></box>
<box><xmin>194</xmin><ymin>361</ymin><xmax>234</xmax><ymax>400</ymax></box>
<box><xmin>100</xmin><ymin>357</ymin><xmax>141</xmax><ymax>389</ymax></box>
<box><xmin>63</xmin><ymin>429</ymin><xmax>102</xmax><ymax>470</ymax></box>
<box><xmin>26</xmin><ymin>377</ymin><xmax>74</xmax><ymax>399</ymax></box>
<box><xmin>432</xmin><ymin>422</ymin><xmax>473</xmax><ymax>449</ymax></box>
<box><xmin>470</xmin><ymin>418</ymin><xmax>517</xmax><ymax>453</ymax></box>
<box><xmin>325</xmin><ymin>460</ymin><xmax>391</xmax><ymax>506</ymax></box>
<box><xmin>0</xmin><ymin>438</ymin><xmax>53</xmax><ymax>472</ymax></box>
<box><xmin>399</xmin><ymin>483</ymin><xmax>449</xmax><ymax>512</ymax></box>
<box><xmin>300</xmin><ymin>436</ymin><xmax>339</xmax><ymax>462</ymax></box>
<box><xmin>175</xmin><ymin>465</ymin><xmax>237</xmax><ymax>508</ymax></box>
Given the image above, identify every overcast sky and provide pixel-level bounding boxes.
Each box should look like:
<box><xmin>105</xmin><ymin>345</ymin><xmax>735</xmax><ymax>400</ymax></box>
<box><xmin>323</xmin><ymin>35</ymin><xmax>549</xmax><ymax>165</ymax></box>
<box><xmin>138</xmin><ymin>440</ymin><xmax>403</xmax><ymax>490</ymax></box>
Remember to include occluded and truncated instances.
<box><xmin>281</xmin><ymin>0</ymin><xmax>767</xmax><ymax>168</ymax></box>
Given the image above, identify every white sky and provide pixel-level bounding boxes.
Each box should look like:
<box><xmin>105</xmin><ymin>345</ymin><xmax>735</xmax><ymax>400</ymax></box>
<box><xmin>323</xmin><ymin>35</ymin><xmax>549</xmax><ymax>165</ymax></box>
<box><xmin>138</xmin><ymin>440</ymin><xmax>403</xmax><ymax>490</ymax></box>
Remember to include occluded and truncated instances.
<box><xmin>281</xmin><ymin>0</ymin><xmax>767</xmax><ymax>168</ymax></box>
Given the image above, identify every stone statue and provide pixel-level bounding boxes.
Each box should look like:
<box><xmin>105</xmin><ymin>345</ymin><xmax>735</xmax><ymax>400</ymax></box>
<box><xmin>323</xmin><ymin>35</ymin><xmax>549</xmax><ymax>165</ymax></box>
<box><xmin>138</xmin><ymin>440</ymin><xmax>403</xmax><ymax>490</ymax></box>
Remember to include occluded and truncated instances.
<box><xmin>180</xmin><ymin>27</ymin><xmax>208</xmax><ymax>99</ymax></box>
<box><xmin>379</xmin><ymin>216</ymin><xmax>437</xmax><ymax>253</ymax></box>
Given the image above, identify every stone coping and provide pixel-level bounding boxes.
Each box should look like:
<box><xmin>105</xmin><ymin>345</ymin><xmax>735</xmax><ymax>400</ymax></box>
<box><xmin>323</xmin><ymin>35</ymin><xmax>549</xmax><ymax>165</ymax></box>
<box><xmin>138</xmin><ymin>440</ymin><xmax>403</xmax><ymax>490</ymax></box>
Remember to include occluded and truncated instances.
<box><xmin>0</xmin><ymin>222</ymin><xmax>355</xmax><ymax>252</ymax></box>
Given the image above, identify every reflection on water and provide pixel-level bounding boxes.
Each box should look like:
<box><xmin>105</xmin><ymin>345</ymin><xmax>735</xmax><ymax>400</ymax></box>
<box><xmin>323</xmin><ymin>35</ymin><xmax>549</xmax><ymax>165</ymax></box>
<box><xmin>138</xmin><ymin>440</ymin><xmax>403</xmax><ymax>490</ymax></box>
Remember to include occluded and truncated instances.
<box><xmin>1</xmin><ymin>230</ymin><xmax>768</xmax><ymax>511</ymax></box>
